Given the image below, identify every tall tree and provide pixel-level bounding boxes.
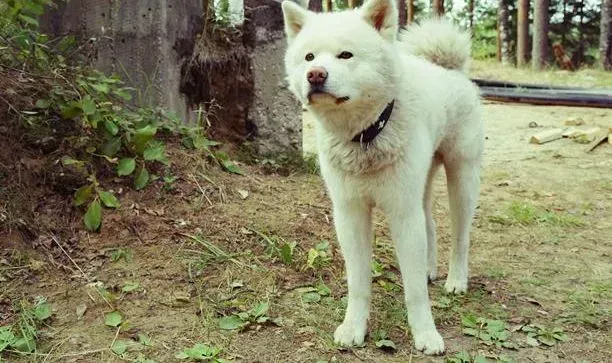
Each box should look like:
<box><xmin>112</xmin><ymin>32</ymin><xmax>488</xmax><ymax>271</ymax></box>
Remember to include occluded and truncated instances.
<box><xmin>324</xmin><ymin>0</ymin><xmax>332</xmax><ymax>11</ymax></box>
<box><xmin>433</xmin><ymin>0</ymin><xmax>444</xmax><ymax>16</ymax></box>
<box><xmin>468</xmin><ymin>0</ymin><xmax>475</xmax><ymax>29</ymax></box>
<box><xmin>601</xmin><ymin>0</ymin><xmax>612</xmax><ymax>69</ymax></box>
<box><xmin>516</xmin><ymin>0</ymin><xmax>529</xmax><ymax>66</ymax></box>
<box><xmin>408</xmin><ymin>0</ymin><xmax>415</xmax><ymax>23</ymax></box>
<box><xmin>399</xmin><ymin>0</ymin><xmax>407</xmax><ymax>26</ymax></box>
<box><xmin>532</xmin><ymin>0</ymin><xmax>550</xmax><ymax>70</ymax></box>
<box><xmin>497</xmin><ymin>0</ymin><xmax>511</xmax><ymax>64</ymax></box>
<box><xmin>348</xmin><ymin>0</ymin><xmax>356</xmax><ymax>8</ymax></box>
<box><xmin>308</xmin><ymin>0</ymin><xmax>323</xmax><ymax>12</ymax></box>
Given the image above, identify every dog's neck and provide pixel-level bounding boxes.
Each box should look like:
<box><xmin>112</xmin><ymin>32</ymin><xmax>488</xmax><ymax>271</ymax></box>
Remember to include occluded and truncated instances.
<box><xmin>309</xmin><ymin>98</ymin><xmax>395</xmax><ymax>141</ymax></box>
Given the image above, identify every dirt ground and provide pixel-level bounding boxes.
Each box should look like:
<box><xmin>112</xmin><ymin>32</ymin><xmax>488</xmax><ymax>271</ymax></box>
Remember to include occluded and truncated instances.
<box><xmin>2</xmin><ymin>93</ymin><xmax>612</xmax><ymax>361</ymax></box>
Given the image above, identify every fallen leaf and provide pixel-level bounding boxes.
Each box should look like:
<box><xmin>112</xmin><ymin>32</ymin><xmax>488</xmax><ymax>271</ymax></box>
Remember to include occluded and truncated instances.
<box><xmin>76</xmin><ymin>303</ymin><xmax>87</xmax><ymax>320</ymax></box>
<box><xmin>237</xmin><ymin>189</ymin><xmax>249</xmax><ymax>199</ymax></box>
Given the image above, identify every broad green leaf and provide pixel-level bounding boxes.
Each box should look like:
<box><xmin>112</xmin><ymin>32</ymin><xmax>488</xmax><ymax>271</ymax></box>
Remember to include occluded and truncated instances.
<box><xmin>18</xmin><ymin>14</ymin><xmax>39</xmax><ymax>27</ymax></box>
<box><xmin>132</xmin><ymin>125</ymin><xmax>157</xmax><ymax>154</ymax></box>
<box><xmin>137</xmin><ymin>333</ymin><xmax>152</xmax><ymax>346</ymax></box>
<box><xmin>113</xmin><ymin>88</ymin><xmax>133</xmax><ymax>101</ymax></box>
<box><xmin>462</xmin><ymin>327</ymin><xmax>479</xmax><ymax>337</ymax></box>
<box><xmin>143</xmin><ymin>142</ymin><xmax>169</xmax><ymax>165</ymax></box>
<box><xmin>111</xmin><ymin>340</ymin><xmax>128</xmax><ymax>355</ymax></box>
<box><xmin>279</xmin><ymin>242</ymin><xmax>294</xmax><ymax>265</ymax></box>
<box><xmin>104</xmin><ymin>119</ymin><xmax>119</xmax><ymax>136</ymax></box>
<box><xmin>553</xmin><ymin>332</ymin><xmax>569</xmax><ymax>342</ymax></box>
<box><xmin>316</xmin><ymin>283</ymin><xmax>331</xmax><ymax>296</ymax></box>
<box><xmin>526</xmin><ymin>335</ymin><xmax>540</xmax><ymax>346</ymax></box>
<box><xmin>375</xmin><ymin>339</ymin><xmax>396</xmax><ymax>350</ymax></box>
<box><xmin>250</xmin><ymin>302</ymin><xmax>269</xmax><ymax>318</ymax></box>
<box><xmin>134</xmin><ymin>165</ymin><xmax>150</xmax><ymax>190</ymax></box>
<box><xmin>34</xmin><ymin>302</ymin><xmax>52</xmax><ymax>321</ymax></box>
<box><xmin>10</xmin><ymin>336</ymin><xmax>36</xmax><ymax>353</ymax></box>
<box><xmin>102</xmin><ymin>137</ymin><xmax>122</xmax><ymax>157</ymax></box>
<box><xmin>91</xmin><ymin>82</ymin><xmax>110</xmax><ymax>94</ymax></box>
<box><xmin>122</xmin><ymin>281</ymin><xmax>140</xmax><ymax>293</ymax></box>
<box><xmin>301</xmin><ymin>292</ymin><xmax>321</xmax><ymax>303</ymax></box>
<box><xmin>117</xmin><ymin>158</ymin><xmax>136</xmax><ymax>176</ymax></box>
<box><xmin>99</xmin><ymin>190</ymin><xmax>120</xmax><ymax>208</ymax></box>
<box><xmin>74</xmin><ymin>184</ymin><xmax>93</xmax><ymax>206</ymax></box>
<box><xmin>538</xmin><ymin>335</ymin><xmax>557</xmax><ymax>346</ymax></box>
<box><xmin>104</xmin><ymin>311</ymin><xmax>123</xmax><ymax>327</ymax></box>
<box><xmin>84</xmin><ymin>200</ymin><xmax>102</xmax><ymax>231</ymax></box>
<box><xmin>35</xmin><ymin>99</ymin><xmax>52</xmax><ymax>109</ymax></box>
<box><xmin>60</xmin><ymin>102</ymin><xmax>82</xmax><ymax>119</ymax></box>
<box><xmin>0</xmin><ymin>326</ymin><xmax>16</xmax><ymax>351</ymax></box>
<box><xmin>80</xmin><ymin>96</ymin><xmax>96</xmax><ymax>115</ymax></box>
<box><xmin>474</xmin><ymin>355</ymin><xmax>488</xmax><ymax>363</ymax></box>
<box><xmin>221</xmin><ymin>160</ymin><xmax>242</xmax><ymax>175</ymax></box>
<box><xmin>218</xmin><ymin>315</ymin><xmax>246</xmax><ymax>330</ymax></box>
<box><xmin>307</xmin><ymin>249</ymin><xmax>319</xmax><ymax>268</ymax></box>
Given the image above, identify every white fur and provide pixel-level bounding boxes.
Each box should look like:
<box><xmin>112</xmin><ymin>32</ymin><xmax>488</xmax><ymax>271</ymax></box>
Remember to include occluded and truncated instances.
<box><xmin>282</xmin><ymin>0</ymin><xmax>483</xmax><ymax>355</ymax></box>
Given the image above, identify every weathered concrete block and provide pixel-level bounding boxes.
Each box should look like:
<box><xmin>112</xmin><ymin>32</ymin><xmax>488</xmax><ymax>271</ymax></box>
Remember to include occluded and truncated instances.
<box><xmin>42</xmin><ymin>0</ymin><xmax>303</xmax><ymax>155</ymax></box>
<box><xmin>245</xmin><ymin>0</ymin><xmax>302</xmax><ymax>154</ymax></box>
<box><xmin>41</xmin><ymin>0</ymin><xmax>204</xmax><ymax>122</ymax></box>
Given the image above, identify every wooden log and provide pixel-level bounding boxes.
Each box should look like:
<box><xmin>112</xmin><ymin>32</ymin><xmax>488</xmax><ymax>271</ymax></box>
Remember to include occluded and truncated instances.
<box><xmin>530</xmin><ymin>128</ymin><xmax>564</xmax><ymax>144</ymax></box>
<box><xmin>479</xmin><ymin>87</ymin><xmax>612</xmax><ymax>108</ymax></box>
<box><xmin>562</xmin><ymin>127</ymin><xmax>580</xmax><ymax>137</ymax></box>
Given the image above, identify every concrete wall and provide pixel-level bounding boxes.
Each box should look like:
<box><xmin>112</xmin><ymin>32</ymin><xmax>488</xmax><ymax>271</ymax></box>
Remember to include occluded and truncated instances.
<box><xmin>42</xmin><ymin>0</ymin><xmax>303</xmax><ymax>155</ymax></box>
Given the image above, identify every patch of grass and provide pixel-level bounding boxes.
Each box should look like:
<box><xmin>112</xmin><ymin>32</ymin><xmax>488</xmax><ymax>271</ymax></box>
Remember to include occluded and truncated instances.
<box><xmin>175</xmin><ymin>343</ymin><xmax>227</xmax><ymax>362</ymax></box>
<box><xmin>306</xmin><ymin>241</ymin><xmax>333</xmax><ymax>271</ymax></box>
<box><xmin>485</xmin><ymin>267</ymin><xmax>507</xmax><ymax>280</ymax></box>
<box><xmin>110</xmin><ymin>247</ymin><xmax>133</xmax><ymax>263</ymax></box>
<box><xmin>0</xmin><ymin>296</ymin><xmax>52</xmax><ymax>356</ymax></box>
<box><xmin>258</xmin><ymin>151</ymin><xmax>320</xmax><ymax>176</ymax></box>
<box><xmin>251</xmin><ymin>229</ymin><xmax>297</xmax><ymax>265</ymax></box>
<box><xmin>488</xmin><ymin>201</ymin><xmax>584</xmax><ymax>227</ymax></box>
<box><xmin>561</xmin><ymin>282</ymin><xmax>611</xmax><ymax>328</ymax></box>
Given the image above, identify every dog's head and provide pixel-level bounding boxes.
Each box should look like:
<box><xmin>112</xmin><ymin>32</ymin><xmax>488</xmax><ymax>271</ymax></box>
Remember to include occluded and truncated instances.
<box><xmin>282</xmin><ymin>0</ymin><xmax>398</xmax><ymax>112</ymax></box>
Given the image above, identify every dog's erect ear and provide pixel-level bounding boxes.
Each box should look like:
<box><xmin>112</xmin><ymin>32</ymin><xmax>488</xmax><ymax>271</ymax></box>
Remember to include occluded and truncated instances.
<box><xmin>360</xmin><ymin>0</ymin><xmax>398</xmax><ymax>41</ymax></box>
<box><xmin>282</xmin><ymin>1</ymin><xmax>309</xmax><ymax>42</ymax></box>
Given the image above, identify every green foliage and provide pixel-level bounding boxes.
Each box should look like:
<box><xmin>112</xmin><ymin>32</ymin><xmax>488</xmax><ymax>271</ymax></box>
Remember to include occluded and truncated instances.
<box><xmin>175</xmin><ymin>343</ymin><xmax>227</xmax><ymax>362</ymax></box>
<box><xmin>306</xmin><ymin>241</ymin><xmax>332</xmax><ymax>270</ymax></box>
<box><xmin>462</xmin><ymin>315</ymin><xmax>517</xmax><ymax>349</ymax></box>
<box><xmin>520</xmin><ymin>324</ymin><xmax>568</xmax><ymax>347</ymax></box>
<box><xmin>0</xmin><ymin>297</ymin><xmax>52</xmax><ymax>356</ymax></box>
<box><xmin>218</xmin><ymin>301</ymin><xmax>281</xmax><ymax>331</ymax></box>
<box><xmin>0</xmin><ymin>0</ymin><xmax>242</xmax><ymax>231</ymax></box>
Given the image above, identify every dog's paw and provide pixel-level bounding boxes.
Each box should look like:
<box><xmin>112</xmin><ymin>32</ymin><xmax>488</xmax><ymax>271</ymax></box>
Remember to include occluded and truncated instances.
<box><xmin>334</xmin><ymin>321</ymin><xmax>367</xmax><ymax>346</ymax></box>
<box><xmin>444</xmin><ymin>278</ymin><xmax>467</xmax><ymax>294</ymax></box>
<box><xmin>413</xmin><ymin>329</ymin><xmax>445</xmax><ymax>355</ymax></box>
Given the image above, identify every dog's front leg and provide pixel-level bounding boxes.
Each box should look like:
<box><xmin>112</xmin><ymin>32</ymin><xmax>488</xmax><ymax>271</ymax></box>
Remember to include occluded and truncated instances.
<box><xmin>332</xmin><ymin>199</ymin><xmax>373</xmax><ymax>346</ymax></box>
<box><xmin>389</xmin><ymin>207</ymin><xmax>444</xmax><ymax>355</ymax></box>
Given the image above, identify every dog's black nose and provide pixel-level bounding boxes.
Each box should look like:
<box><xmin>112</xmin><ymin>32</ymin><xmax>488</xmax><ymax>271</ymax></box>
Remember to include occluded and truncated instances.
<box><xmin>307</xmin><ymin>67</ymin><xmax>327</xmax><ymax>85</ymax></box>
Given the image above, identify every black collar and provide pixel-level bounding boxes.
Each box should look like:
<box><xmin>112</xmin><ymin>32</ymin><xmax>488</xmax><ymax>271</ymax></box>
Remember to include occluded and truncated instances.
<box><xmin>351</xmin><ymin>100</ymin><xmax>395</xmax><ymax>147</ymax></box>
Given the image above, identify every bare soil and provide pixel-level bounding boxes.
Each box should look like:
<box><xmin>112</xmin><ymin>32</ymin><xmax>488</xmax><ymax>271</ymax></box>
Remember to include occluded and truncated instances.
<box><xmin>1</xmin><ymin>100</ymin><xmax>611</xmax><ymax>362</ymax></box>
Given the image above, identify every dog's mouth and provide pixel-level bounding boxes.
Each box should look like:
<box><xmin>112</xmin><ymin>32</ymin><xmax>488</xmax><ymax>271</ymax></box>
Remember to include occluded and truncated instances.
<box><xmin>307</xmin><ymin>87</ymin><xmax>349</xmax><ymax>105</ymax></box>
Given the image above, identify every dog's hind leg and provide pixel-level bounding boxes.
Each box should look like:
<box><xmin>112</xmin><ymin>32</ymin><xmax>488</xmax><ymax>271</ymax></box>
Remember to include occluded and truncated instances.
<box><xmin>333</xmin><ymin>199</ymin><xmax>373</xmax><ymax>347</ymax></box>
<box><xmin>443</xmin><ymin>158</ymin><xmax>481</xmax><ymax>293</ymax></box>
<box><xmin>424</xmin><ymin>157</ymin><xmax>442</xmax><ymax>282</ymax></box>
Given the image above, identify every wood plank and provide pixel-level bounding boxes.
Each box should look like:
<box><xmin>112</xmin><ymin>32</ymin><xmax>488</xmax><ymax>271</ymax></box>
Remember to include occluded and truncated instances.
<box><xmin>530</xmin><ymin>128</ymin><xmax>564</xmax><ymax>144</ymax></box>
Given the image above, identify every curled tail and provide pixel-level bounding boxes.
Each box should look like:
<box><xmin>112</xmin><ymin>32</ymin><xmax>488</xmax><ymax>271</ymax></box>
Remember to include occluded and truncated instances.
<box><xmin>399</xmin><ymin>18</ymin><xmax>471</xmax><ymax>74</ymax></box>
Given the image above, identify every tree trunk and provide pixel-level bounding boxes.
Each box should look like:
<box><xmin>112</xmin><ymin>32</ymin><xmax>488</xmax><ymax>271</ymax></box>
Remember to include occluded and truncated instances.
<box><xmin>600</xmin><ymin>0</ymin><xmax>612</xmax><ymax>69</ymax></box>
<box><xmin>497</xmin><ymin>0</ymin><xmax>511</xmax><ymax>65</ymax></box>
<box><xmin>408</xmin><ymin>0</ymin><xmax>415</xmax><ymax>24</ymax></box>
<box><xmin>517</xmin><ymin>0</ymin><xmax>529</xmax><ymax>66</ymax></box>
<box><xmin>433</xmin><ymin>0</ymin><xmax>444</xmax><ymax>16</ymax></box>
<box><xmin>398</xmin><ymin>0</ymin><xmax>407</xmax><ymax>26</ymax></box>
<box><xmin>308</xmin><ymin>0</ymin><xmax>323</xmax><ymax>12</ymax></box>
<box><xmin>532</xmin><ymin>0</ymin><xmax>550</xmax><ymax>70</ymax></box>
<box><xmin>348</xmin><ymin>0</ymin><xmax>356</xmax><ymax>8</ymax></box>
<box><xmin>324</xmin><ymin>0</ymin><xmax>332</xmax><ymax>12</ymax></box>
<box><xmin>468</xmin><ymin>0</ymin><xmax>475</xmax><ymax>29</ymax></box>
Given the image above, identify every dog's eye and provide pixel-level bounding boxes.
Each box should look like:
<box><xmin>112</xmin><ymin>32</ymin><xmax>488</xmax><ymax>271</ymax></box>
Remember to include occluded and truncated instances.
<box><xmin>305</xmin><ymin>53</ymin><xmax>315</xmax><ymax>61</ymax></box>
<box><xmin>338</xmin><ymin>51</ymin><xmax>353</xmax><ymax>59</ymax></box>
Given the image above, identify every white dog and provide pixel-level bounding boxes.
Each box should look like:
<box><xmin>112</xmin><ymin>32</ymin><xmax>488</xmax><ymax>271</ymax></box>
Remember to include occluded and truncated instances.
<box><xmin>281</xmin><ymin>0</ymin><xmax>483</xmax><ymax>355</ymax></box>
